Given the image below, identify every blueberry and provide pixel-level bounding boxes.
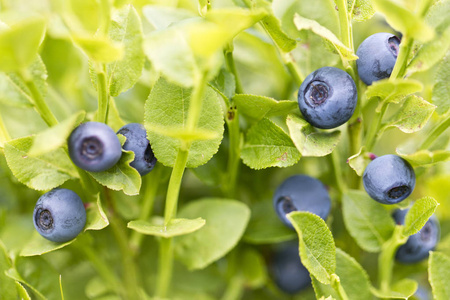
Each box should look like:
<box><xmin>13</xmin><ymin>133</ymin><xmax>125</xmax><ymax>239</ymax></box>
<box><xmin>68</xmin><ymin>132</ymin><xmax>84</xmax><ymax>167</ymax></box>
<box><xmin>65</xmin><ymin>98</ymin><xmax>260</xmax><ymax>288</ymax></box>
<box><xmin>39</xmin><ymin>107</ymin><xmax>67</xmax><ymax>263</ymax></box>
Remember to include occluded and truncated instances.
<box><xmin>33</xmin><ymin>188</ymin><xmax>86</xmax><ymax>243</ymax></box>
<box><xmin>273</xmin><ymin>175</ymin><xmax>331</xmax><ymax>228</ymax></box>
<box><xmin>68</xmin><ymin>122</ymin><xmax>122</xmax><ymax>172</ymax></box>
<box><xmin>356</xmin><ymin>32</ymin><xmax>400</xmax><ymax>85</ymax></box>
<box><xmin>393</xmin><ymin>209</ymin><xmax>440</xmax><ymax>264</ymax></box>
<box><xmin>117</xmin><ymin>123</ymin><xmax>156</xmax><ymax>176</ymax></box>
<box><xmin>363</xmin><ymin>154</ymin><xmax>415</xmax><ymax>204</ymax></box>
<box><xmin>271</xmin><ymin>241</ymin><xmax>310</xmax><ymax>294</ymax></box>
<box><xmin>298</xmin><ymin>67</ymin><xmax>357</xmax><ymax>129</ymax></box>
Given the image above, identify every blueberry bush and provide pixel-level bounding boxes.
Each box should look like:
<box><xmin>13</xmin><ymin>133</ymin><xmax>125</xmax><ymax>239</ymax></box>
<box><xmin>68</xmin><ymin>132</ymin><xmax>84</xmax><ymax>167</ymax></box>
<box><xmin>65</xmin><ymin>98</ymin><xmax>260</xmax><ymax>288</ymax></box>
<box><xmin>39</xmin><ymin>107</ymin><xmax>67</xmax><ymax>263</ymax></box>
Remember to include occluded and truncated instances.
<box><xmin>0</xmin><ymin>0</ymin><xmax>449</xmax><ymax>299</ymax></box>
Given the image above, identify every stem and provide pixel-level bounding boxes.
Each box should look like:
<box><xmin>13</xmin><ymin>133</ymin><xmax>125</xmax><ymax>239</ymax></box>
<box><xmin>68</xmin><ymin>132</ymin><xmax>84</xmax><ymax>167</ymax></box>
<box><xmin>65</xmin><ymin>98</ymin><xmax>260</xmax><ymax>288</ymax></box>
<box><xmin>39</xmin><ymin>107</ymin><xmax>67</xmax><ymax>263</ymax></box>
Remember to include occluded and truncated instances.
<box><xmin>129</xmin><ymin>166</ymin><xmax>162</xmax><ymax>252</ymax></box>
<box><xmin>96</xmin><ymin>68</ymin><xmax>109</xmax><ymax>123</ymax></box>
<box><xmin>221</xmin><ymin>277</ymin><xmax>244</xmax><ymax>300</ymax></box>
<box><xmin>224</xmin><ymin>45</ymin><xmax>244</xmax><ymax>94</ymax></box>
<box><xmin>390</xmin><ymin>37</ymin><xmax>414</xmax><ymax>80</ymax></box>
<box><xmin>284</xmin><ymin>52</ymin><xmax>303</xmax><ymax>86</ymax></box>
<box><xmin>378</xmin><ymin>226</ymin><xmax>408</xmax><ymax>293</ymax></box>
<box><xmin>103</xmin><ymin>188</ymin><xmax>140</xmax><ymax>300</ymax></box>
<box><xmin>331</xmin><ymin>274</ymin><xmax>349</xmax><ymax>300</ymax></box>
<box><xmin>364</xmin><ymin>102</ymin><xmax>388</xmax><ymax>152</ymax></box>
<box><xmin>155</xmin><ymin>238</ymin><xmax>174</xmax><ymax>298</ymax></box>
<box><xmin>419</xmin><ymin>114</ymin><xmax>450</xmax><ymax>150</ymax></box>
<box><xmin>224</xmin><ymin>106</ymin><xmax>241</xmax><ymax>197</ymax></box>
<box><xmin>18</xmin><ymin>70</ymin><xmax>58</xmax><ymax>127</ymax></box>
<box><xmin>337</xmin><ymin>0</ymin><xmax>351</xmax><ymax>49</ymax></box>
<box><xmin>329</xmin><ymin>147</ymin><xmax>346</xmax><ymax>198</ymax></box>
<box><xmin>0</xmin><ymin>112</ymin><xmax>10</xmax><ymax>147</ymax></box>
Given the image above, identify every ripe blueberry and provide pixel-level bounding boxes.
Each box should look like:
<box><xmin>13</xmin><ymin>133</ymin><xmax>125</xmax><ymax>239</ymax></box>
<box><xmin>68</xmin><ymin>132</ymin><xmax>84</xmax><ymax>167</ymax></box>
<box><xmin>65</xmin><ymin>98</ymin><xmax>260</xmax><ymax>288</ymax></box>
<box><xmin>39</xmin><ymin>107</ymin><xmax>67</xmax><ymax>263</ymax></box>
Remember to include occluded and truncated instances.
<box><xmin>356</xmin><ymin>32</ymin><xmax>400</xmax><ymax>85</ymax></box>
<box><xmin>363</xmin><ymin>154</ymin><xmax>415</xmax><ymax>204</ymax></box>
<box><xmin>298</xmin><ymin>67</ymin><xmax>357</xmax><ymax>129</ymax></box>
<box><xmin>393</xmin><ymin>209</ymin><xmax>440</xmax><ymax>264</ymax></box>
<box><xmin>33</xmin><ymin>188</ymin><xmax>86</xmax><ymax>243</ymax></box>
<box><xmin>273</xmin><ymin>175</ymin><xmax>331</xmax><ymax>228</ymax></box>
<box><xmin>271</xmin><ymin>241</ymin><xmax>310</xmax><ymax>294</ymax></box>
<box><xmin>68</xmin><ymin>122</ymin><xmax>122</xmax><ymax>172</ymax></box>
<box><xmin>117</xmin><ymin>123</ymin><xmax>157</xmax><ymax>176</ymax></box>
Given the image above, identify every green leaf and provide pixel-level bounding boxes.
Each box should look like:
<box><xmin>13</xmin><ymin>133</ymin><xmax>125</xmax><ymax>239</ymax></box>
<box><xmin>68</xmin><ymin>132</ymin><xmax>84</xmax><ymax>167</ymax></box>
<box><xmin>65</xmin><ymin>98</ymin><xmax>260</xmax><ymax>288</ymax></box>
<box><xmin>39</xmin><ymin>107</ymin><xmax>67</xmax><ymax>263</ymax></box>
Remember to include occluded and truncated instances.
<box><xmin>88</xmin><ymin>144</ymin><xmax>141</xmax><ymax>196</ymax></box>
<box><xmin>243</xmin><ymin>201</ymin><xmax>296</xmax><ymax>244</ymax></box>
<box><xmin>6</xmin><ymin>267</ymin><xmax>47</xmax><ymax>300</ymax></box>
<box><xmin>16</xmin><ymin>282</ymin><xmax>31</xmax><ymax>300</ymax></box>
<box><xmin>4</xmin><ymin>136</ymin><xmax>78</xmax><ymax>191</ymax></box>
<box><xmin>175</xmin><ymin>198</ymin><xmax>250</xmax><ymax>270</ymax></box>
<box><xmin>0</xmin><ymin>56</ymin><xmax>48</xmax><ymax>108</ymax></box>
<box><xmin>259</xmin><ymin>15</ymin><xmax>297</xmax><ymax>52</ymax></box>
<box><xmin>145</xmin><ymin>77</ymin><xmax>224</xmax><ymax>168</ymax></box>
<box><xmin>287</xmin><ymin>211</ymin><xmax>336</xmax><ymax>284</ymax></box>
<box><xmin>233</xmin><ymin>94</ymin><xmax>297</xmax><ymax>122</ymax></box>
<box><xmin>342</xmin><ymin>190</ymin><xmax>395</xmax><ymax>252</ymax></box>
<box><xmin>107</xmin><ymin>5</ymin><xmax>144</xmax><ymax>97</ymax></box>
<box><xmin>407</xmin><ymin>27</ymin><xmax>450</xmax><ymax>74</ymax></box>
<box><xmin>0</xmin><ymin>242</ymin><xmax>18</xmax><ymax>299</ymax></box>
<box><xmin>127</xmin><ymin>217</ymin><xmax>206</xmax><ymax>238</ymax></box>
<box><xmin>381</xmin><ymin>96</ymin><xmax>436</xmax><ymax>133</ymax></box>
<box><xmin>372</xmin><ymin>0</ymin><xmax>434</xmax><ymax>42</ymax></box>
<box><xmin>403</xmin><ymin>197</ymin><xmax>439</xmax><ymax>236</ymax></box>
<box><xmin>286</xmin><ymin>114</ymin><xmax>341</xmax><ymax>157</ymax></box>
<box><xmin>365</xmin><ymin>79</ymin><xmax>423</xmax><ymax>111</ymax></box>
<box><xmin>241</xmin><ymin>118</ymin><xmax>301</xmax><ymax>169</ymax></box>
<box><xmin>429</xmin><ymin>251</ymin><xmax>450</xmax><ymax>300</ymax></box>
<box><xmin>142</xmin><ymin>5</ymin><xmax>196</xmax><ymax>30</ymax></box>
<box><xmin>349</xmin><ymin>0</ymin><xmax>376</xmax><ymax>22</ymax></box>
<box><xmin>293</xmin><ymin>14</ymin><xmax>358</xmax><ymax>61</ymax></box>
<box><xmin>28</xmin><ymin>111</ymin><xmax>85</xmax><ymax>156</ymax></box>
<box><xmin>397</xmin><ymin>148</ymin><xmax>450</xmax><ymax>167</ymax></box>
<box><xmin>0</xmin><ymin>17</ymin><xmax>46</xmax><ymax>72</ymax></box>
<box><xmin>347</xmin><ymin>146</ymin><xmax>371</xmax><ymax>176</ymax></box>
<box><xmin>432</xmin><ymin>54</ymin><xmax>450</xmax><ymax>115</ymax></box>
<box><xmin>371</xmin><ymin>279</ymin><xmax>418</xmax><ymax>299</ymax></box>
<box><xmin>72</xmin><ymin>35</ymin><xmax>124</xmax><ymax>63</ymax></box>
<box><xmin>241</xmin><ymin>248</ymin><xmax>267</xmax><ymax>288</ymax></box>
<box><xmin>312</xmin><ymin>248</ymin><xmax>372</xmax><ymax>300</ymax></box>
<box><xmin>20</xmin><ymin>194</ymin><xmax>109</xmax><ymax>256</ymax></box>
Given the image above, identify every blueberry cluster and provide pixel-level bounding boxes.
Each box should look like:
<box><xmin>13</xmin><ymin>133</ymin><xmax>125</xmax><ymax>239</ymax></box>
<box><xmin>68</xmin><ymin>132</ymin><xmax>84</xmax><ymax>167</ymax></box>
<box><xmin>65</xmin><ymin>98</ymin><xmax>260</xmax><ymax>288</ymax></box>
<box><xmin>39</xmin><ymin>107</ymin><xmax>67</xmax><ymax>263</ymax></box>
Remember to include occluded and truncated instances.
<box><xmin>33</xmin><ymin>122</ymin><xmax>157</xmax><ymax>243</ymax></box>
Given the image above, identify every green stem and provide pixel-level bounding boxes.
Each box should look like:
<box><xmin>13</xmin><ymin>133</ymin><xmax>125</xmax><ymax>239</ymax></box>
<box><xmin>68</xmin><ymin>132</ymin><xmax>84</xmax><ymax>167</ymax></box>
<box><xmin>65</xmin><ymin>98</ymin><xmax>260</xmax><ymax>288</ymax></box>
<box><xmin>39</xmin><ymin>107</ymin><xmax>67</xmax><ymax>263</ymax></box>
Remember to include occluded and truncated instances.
<box><xmin>419</xmin><ymin>114</ymin><xmax>450</xmax><ymax>150</ymax></box>
<box><xmin>221</xmin><ymin>277</ymin><xmax>244</xmax><ymax>300</ymax></box>
<box><xmin>224</xmin><ymin>45</ymin><xmax>244</xmax><ymax>94</ymax></box>
<box><xmin>331</xmin><ymin>274</ymin><xmax>349</xmax><ymax>300</ymax></box>
<box><xmin>390</xmin><ymin>37</ymin><xmax>413</xmax><ymax>80</ymax></box>
<box><xmin>336</xmin><ymin>0</ymin><xmax>351</xmax><ymax>49</ymax></box>
<box><xmin>364</xmin><ymin>102</ymin><xmax>388</xmax><ymax>152</ymax></box>
<box><xmin>129</xmin><ymin>166</ymin><xmax>162</xmax><ymax>253</ymax></box>
<box><xmin>329</xmin><ymin>147</ymin><xmax>346</xmax><ymax>198</ymax></box>
<box><xmin>0</xmin><ymin>112</ymin><xmax>10</xmax><ymax>147</ymax></box>
<box><xmin>224</xmin><ymin>106</ymin><xmax>241</xmax><ymax>198</ymax></box>
<box><xmin>283</xmin><ymin>52</ymin><xmax>303</xmax><ymax>86</ymax></box>
<box><xmin>103</xmin><ymin>188</ymin><xmax>140</xmax><ymax>299</ymax></box>
<box><xmin>18</xmin><ymin>70</ymin><xmax>58</xmax><ymax>127</ymax></box>
<box><xmin>156</xmin><ymin>237</ymin><xmax>174</xmax><ymax>298</ymax></box>
<box><xmin>96</xmin><ymin>68</ymin><xmax>109</xmax><ymax>123</ymax></box>
<box><xmin>378</xmin><ymin>226</ymin><xmax>408</xmax><ymax>293</ymax></box>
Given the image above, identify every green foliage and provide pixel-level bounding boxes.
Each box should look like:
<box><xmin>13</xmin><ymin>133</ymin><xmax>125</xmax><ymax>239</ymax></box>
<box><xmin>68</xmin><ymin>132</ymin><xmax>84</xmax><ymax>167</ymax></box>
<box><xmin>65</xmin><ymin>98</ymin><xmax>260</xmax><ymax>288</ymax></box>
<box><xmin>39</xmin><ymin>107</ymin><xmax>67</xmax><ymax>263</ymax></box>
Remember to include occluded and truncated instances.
<box><xmin>342</xmin><ymin>190</ymin><xmax>395</xmax><ymax>252</ymax></box>
<box><xmin>432</xmin><ymin>55</ymin><xmax>450</xmax><ymax>115</ymax></box>
<box><xmin>287</xmin><ymin>211</ymin><xmax>336</xmax><ymax>284</ymax></box>
<box><xmin>397</xmin><ymin>149</ymin><xmax>450</xmax><ymax>167</ymax></box>
<box><xmin>365</xmin><ymin>79</ymin><xmax>423</xmax><ymax>111</ymax></box>
<box><xmin>429</xmin><ymin>251</ymin><xmax>450</xmax><ymax>300</ymax></box>
<box><xmin>371</xmin><ymin>278</ymin><xmax>418</xmax><ymax>299</ymax></box>
<box><xmin>241</xmin><ymin>118</ymin><xmax>301</xmax><ymax>169</ymax></box>
<box><xmin>347</xmin><ymin>146</ymin><xmax>371</xmax><ymax>176</ymax></box>
<box><xmin>233</xmin><ymin>94</ymin><xmax>297</xmax><ymax>122</ymax></box>
<box><xmin>403</xmin><ymin>196</ymin><xmax>438</xmax><ymax>236</ymax></box>
<box><xmin>144</xmin><ymin>77</ymin><xmax>224</xmax><ymax>168</ymax></box>
<box><xmin>175</xmin><ymin>198</ymin><xmax>250</xmax><ymax>270</ymax></box>
<box><xmin>286</xmin><ymin>114</ymin><xmax>341</xmax><ymax>157</ymax></box>
<box><xmin>0</xmin><ymin>242</ymin><xmax>18</xmax><ymax>299</ymax></box>
<box><xmin>127</xmin><ymin>217</ymin><xmax>205</xmax><ymax>238</ymax></box>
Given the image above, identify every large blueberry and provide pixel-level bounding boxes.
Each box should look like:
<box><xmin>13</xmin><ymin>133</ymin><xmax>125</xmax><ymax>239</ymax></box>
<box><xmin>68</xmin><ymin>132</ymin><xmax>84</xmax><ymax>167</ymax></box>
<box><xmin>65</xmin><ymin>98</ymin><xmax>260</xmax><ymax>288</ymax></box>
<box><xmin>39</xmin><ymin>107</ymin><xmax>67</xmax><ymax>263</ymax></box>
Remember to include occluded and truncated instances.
<box><xmin>363</xmin><ymin>154</ymin><xmax>415</xmax><ymax>204</ymax></box>
<box><xmin>117</xmin><ymin>123</ymin><xmax>157</xmax><ymax>176</ymax></box>
<box><xmin>356</xmin><ymin>32</ymin><xmax>400</xmax><ymax>85</ymax></box>
<box><xmin>393</xmin><ymin>209</ymin><xmax>440</xmax><ymax>264</ymax></box>
<box><xmin>33</xmin><ymin>188</ymin><xmax>86</xmax><ymax>243</ymax></box>
<box><xmin>298</xmin><ymin>67</ymin><xmax>357</xmax><ymax>129</ymax></box>
<box><xmin>271</xmin><ymin>241</ymin><xmax>310</xmax><ymax>294</ymax></box>
<box><xmin>68</xmin><ymin>122</ymin><xmax>122</xmax><ymax>172</ymax></box>
<box><xmin>273</xmin><ymin>175</ymin><xmax>331</xmax><ymax>228</ymax></box>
